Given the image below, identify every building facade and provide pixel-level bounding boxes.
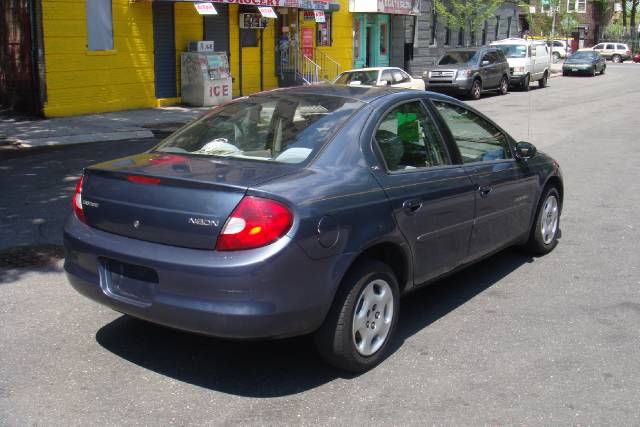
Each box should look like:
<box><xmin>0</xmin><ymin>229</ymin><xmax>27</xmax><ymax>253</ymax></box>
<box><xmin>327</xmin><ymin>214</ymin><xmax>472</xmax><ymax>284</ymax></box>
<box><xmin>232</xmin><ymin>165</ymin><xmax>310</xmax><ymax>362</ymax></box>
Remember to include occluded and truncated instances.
<box><xmin>526</xmin><ymin>0</ymin><xmax>601</xmax><ymax>48</ymax></box>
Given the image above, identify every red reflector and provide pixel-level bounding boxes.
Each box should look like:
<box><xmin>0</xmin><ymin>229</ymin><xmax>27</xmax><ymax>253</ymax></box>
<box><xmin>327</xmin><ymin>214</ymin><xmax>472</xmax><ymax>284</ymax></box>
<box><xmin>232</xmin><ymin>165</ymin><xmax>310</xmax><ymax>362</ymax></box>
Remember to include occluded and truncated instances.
<box><xmin>216</xmin><ymin>196</ymin><xmax>293</xmax><ymax>251</ymax></box>
<box><xmin>73</xmin><ymin>175</ymin><xmax>86</xmax><ymax>223</ymax></box>
<box><xmin>127</xmin><ymin>175</ymin><xmax>161</xmax><ymax>185</ymax></box>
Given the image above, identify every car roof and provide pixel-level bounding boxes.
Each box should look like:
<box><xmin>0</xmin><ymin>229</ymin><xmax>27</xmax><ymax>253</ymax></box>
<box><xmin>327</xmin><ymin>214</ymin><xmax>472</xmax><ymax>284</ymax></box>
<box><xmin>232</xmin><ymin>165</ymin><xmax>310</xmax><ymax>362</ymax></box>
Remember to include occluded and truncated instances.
<box><xmin>254</xmin><ymin>84</ymin><xmax>408</xmax><ymax>103</ymax></box>
<box><xmin>341</xmin><ymin>67</ymin><xmax>402</xmax><ymax>73</ymax></box>
<box><xmin>492</xmin><ymin>37</ymin><xmax>545</xmax><ymax>45</ymax></box>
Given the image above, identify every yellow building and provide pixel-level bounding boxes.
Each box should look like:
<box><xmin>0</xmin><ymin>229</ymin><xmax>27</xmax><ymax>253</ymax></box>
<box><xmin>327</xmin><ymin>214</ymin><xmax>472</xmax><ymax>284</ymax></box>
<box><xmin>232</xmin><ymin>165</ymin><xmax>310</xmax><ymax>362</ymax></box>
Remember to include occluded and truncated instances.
<box><xmin>33</xmin><ymin>0</ymin><xmax>351</xmax><ymax>117</ymax></box>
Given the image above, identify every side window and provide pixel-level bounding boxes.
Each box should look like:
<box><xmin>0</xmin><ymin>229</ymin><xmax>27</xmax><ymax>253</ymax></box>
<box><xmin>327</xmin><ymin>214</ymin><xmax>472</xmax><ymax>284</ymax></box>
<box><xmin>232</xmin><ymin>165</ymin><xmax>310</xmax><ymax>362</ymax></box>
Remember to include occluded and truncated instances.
<box><xmin>529</xmin><ymin>46</ymin><xmax>536</xmax><ymax>57</ymax></box>
<box><xmin>617</xmin><ymin>44</ymin><xmax>627</xmax><ymax>50</ymax></box>
<box><xmin>380</xmin><ymin>70</ymin><xmax>393</xmax><ymax>84</ymax></box>
<box><xmin>605</xmin><ymin>44</ymin><xmax>615</xmax><ymax>50</ymax></box>
<box><xmin>374</xmin><ymin>102</ymin><xmax>450</xmax><ymax>171</ymax></box>
<box><xmin>481</xmin><ymin>53</ymin><xmax>491</xmax><ymax>65</ymax></box>
<box><xmin>86</xmin><ymin>0</ymin><xmax>113</xmax><ymax>51</ymax></box>
<box><xmin>594</xmin><ymin>44</ymin><xmax>604</xmax><ymax>50</ymax></box>
<box><xmin>433</xmin><ymin>101</ymin><xmax>511</xmax><ymax>164</ymax></box>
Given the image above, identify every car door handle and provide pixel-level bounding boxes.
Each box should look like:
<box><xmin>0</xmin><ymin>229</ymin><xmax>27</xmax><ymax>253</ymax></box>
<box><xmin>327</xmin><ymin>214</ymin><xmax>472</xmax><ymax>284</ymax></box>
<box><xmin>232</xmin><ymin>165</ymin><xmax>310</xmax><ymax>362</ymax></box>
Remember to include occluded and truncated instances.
<box><xmin>402</xmin><ymin>199</ymin><xmax>423</xmax><ymax>214</ymax></box>
<box><xmin>479</xmin><ymin>186</ymin><xmax>492</xmax><ymax>198</ymax></box>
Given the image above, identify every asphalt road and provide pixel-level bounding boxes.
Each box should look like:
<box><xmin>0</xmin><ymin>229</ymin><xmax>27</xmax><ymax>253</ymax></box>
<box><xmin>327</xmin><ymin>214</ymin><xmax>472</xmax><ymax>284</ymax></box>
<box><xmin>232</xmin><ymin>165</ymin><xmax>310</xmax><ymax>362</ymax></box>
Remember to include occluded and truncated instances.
<box><xmin>1</xmin><ymin>63</ymin><xmax>640</xmax><ymax>425</ymax></box>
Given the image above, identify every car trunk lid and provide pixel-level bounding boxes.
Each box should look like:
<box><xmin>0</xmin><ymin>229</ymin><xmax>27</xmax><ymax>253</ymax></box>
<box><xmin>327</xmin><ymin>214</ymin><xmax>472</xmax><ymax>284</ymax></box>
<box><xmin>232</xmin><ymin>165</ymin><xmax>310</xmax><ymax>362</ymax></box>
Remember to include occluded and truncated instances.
<box><xmin>81</xmin><ymin>153</ymin><xmax>296</xmax><ymax>250</ymax></box>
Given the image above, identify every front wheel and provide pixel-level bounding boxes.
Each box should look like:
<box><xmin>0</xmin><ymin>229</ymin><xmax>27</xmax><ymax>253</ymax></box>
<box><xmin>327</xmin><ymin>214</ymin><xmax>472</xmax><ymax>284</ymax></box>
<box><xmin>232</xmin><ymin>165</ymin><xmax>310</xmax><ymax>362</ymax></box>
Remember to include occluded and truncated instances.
<box><xmin>521</xmin><ymin>74</ymin><xmax>530</xmax><ymax>91</ymax></box>
<box><xmin>469</xmin><ymin>79</ymin><xmax>482</xmax><ymax>100</ymax></box>
<box><xmin>524</xmin><ymin>186</ymin><xmax>561</xmax><ymax>255</ymax></box>
<box><xmin>591</xmin><ymin>67</ymin><xmax>597</xmax><ymax>77</ymax></box>
<box><xmin>612</xmin><ymin>54</ymin><xmax>622</xmax><ymax>63</ymax></box>
<box><xmin>538</xmin><ymin>71</ymin><xmax>548</xmax><ymax>88</ymax></box>
<box><xmin>314</xmin><ymin>259</ymin><xmax>400</xmax><ymax>372</ymax></box>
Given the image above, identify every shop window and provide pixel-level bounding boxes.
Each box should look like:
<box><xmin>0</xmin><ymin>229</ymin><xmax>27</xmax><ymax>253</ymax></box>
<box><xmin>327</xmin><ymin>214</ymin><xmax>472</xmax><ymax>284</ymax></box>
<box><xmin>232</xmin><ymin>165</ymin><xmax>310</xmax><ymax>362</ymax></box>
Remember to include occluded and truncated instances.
<box><xmin>380</xmin><ymin>23</ymin><xmax>388</xmax><ymax>55</ymax></box>
<box><xmin>86</xmin><ymin>0</ymin><xmax>113</xmax><ymax>51</ymax></box>
<box><xmin>239</xmin><ymin>6</ymin><xmax>259</xmax><ymax>47</ymax></box>
<box><xmin>316</xmin><ymin>13</ymin><xmax>332</xmax><ymax>46</ymax></box>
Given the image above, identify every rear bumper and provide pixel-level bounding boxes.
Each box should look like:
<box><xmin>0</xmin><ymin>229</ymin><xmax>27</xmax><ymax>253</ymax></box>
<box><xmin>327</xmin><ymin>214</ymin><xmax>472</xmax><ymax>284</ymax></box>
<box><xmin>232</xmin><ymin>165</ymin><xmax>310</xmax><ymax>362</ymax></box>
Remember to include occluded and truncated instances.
<box><xmin>63</xmin><ymin>215</ymin><xmax>338</xmax><ymax>339</ymax></box>
<box><xmin>562</xmin><ymin>65</ymin><xmax>594</xmax><ymax>74</ymax></box>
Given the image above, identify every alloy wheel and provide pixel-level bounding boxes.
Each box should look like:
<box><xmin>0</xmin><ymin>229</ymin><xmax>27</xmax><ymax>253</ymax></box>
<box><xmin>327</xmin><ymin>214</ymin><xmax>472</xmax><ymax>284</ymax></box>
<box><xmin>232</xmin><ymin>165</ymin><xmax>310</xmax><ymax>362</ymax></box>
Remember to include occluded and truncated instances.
<box><xmin>352</xmin><ymin>279</ymin><xmax>394</xmax><ymax>356</ymax></box>
<box><xmin>540</xmin><ymin>195</ymin><xmax>559</xmax><ymax>245</ymax></box>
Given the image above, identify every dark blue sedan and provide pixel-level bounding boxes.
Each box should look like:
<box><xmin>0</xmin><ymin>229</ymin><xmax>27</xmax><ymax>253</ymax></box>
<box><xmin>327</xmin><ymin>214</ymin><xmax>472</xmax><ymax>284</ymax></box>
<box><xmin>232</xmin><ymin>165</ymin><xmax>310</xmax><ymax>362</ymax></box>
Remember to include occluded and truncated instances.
<box><xmin>64</xmin><ymin>86</ymin><xmax>563</xmax><ymax>372</ymax></box>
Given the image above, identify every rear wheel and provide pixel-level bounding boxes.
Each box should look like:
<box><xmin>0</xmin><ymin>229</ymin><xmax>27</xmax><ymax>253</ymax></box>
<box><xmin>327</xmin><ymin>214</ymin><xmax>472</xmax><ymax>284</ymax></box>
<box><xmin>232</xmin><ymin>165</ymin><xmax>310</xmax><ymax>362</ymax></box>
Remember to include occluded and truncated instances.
<box><xmin>469</xmin><ymin>79</ymin><xmax>482</xmax><ymax>100</ymax></box>
<box><xmin>612</xmin><ymin>54</ymin><xmax>622</xmax><ymax>63</ymax></box>
<box><xmin>524</xmin><ymin>186</ymin><xmax>561</xmax><ymax>255</ymax></box>
<box><xmin>499</xmin><ymin>76</ymin><xmax>509</xmax><ymax>95</ymax></box>
<box><xmin>538</xmin><ymin>71</ymin><xmax>548</xmax><ymax>88</ymax></box>
<box><xmin>314</xmin><ymin>259</ymin><xmax>400</xmax><ymax>373</ymax></box>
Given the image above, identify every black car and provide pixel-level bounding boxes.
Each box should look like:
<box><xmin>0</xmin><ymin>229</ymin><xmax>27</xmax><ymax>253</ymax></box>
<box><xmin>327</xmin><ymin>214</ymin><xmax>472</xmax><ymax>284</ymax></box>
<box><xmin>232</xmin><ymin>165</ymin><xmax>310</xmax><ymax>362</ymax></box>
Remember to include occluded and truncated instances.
<box><xmin>64</xmin><ymin>86</ymin><xmax>563</xmax><ymax>372</ymax></box>
<box><xmin>563</xmin><ymin>51</ymin><xmax>606</xmax><ymax>76</ymax></box>
<box><xmin>423</xmin><ymin>47</ymin><xmax>511</xmax><ymax>100</ymax></box>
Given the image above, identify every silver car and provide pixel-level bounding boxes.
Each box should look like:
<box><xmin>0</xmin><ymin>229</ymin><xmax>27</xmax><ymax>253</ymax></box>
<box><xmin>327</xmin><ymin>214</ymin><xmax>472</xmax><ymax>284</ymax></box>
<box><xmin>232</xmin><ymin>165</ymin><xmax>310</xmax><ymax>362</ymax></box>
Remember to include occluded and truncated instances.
<box><xmin>592</xmin><ymin>42</ymin><xmax>631</xmax><ymax>63</ymax></box>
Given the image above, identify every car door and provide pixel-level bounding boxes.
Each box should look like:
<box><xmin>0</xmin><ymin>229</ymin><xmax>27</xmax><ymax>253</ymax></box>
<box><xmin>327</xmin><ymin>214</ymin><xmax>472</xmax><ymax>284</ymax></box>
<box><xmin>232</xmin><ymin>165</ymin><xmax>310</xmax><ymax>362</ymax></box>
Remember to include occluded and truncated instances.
<box><xmin>604</xmin><ymin>43</ymin><xmax>615</xmax><ymax>59</ymax></box>
<box><xmin>368</xmin><ymin>99</ymin><xmax>476</xmax><ymax>284</ymax></box>
<box><xmin>593</xmin><ymin>43</ymin><xmax>605</xmax><ymax>57</ymax></box>
<box><xmin>430</xmin><ymin>100</ymin><xmax>539</xmax><ymax>260</ymax></box>
<box><xmin>480</xmin><ymin>52</ymin><xmax>499</xmax><ymax>89</ymax></box>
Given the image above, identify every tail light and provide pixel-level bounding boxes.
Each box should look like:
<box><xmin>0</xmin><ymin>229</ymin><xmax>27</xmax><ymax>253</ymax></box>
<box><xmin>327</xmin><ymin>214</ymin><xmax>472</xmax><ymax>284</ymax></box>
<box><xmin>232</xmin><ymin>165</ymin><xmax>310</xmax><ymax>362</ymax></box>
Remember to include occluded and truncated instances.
<box><xmin>73</xmin><ymin>175</ymin><xmax>86</xmax><ymax>223</ymax></box>
<box><xmin>216</xmin><ymin>196</ymin><xmax>293</xmax><ymax>251</ymax></box>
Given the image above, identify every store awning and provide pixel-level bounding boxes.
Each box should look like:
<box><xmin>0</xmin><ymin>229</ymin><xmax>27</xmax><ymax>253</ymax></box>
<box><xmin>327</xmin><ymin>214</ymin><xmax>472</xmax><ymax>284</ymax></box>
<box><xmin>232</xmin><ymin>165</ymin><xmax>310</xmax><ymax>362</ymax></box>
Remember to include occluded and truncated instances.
<box><xmin>348</xmin><ymin>0</ymin><xmax>419</xmax><ymax>15</ymax></box>
<box><xmin>161</xmin><ymin>0</ymin><xmax>340</xmax><ymax>11</ymax></box>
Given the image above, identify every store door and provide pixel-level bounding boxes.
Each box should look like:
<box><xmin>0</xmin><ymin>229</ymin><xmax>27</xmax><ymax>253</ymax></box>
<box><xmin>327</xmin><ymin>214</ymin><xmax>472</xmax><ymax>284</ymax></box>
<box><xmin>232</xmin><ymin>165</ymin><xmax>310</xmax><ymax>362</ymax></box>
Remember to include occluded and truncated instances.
<box><xmin>204</xmin><ymin>4</ymin><xmax>230</xmax><ymax>57</ymax></box>
<box><xmin>152</xmin><ymin>2</ymin><xmax>177</xmax><ymax>98</ymax></box>
<box><xmin>353</xmin><ymin>14</ymin><xmax>390</xmax><ymax>68</ymax></box>
<box><xmin>276</xmin><ymin>9</ymin><xmax>299</xmax><ymax>86</ymax></box>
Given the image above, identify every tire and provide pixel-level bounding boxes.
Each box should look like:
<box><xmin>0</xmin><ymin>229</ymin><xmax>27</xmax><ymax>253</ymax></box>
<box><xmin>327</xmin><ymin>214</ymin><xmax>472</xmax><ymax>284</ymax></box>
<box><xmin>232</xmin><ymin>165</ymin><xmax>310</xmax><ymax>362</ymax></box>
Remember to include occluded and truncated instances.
<box><xmin>469</xmin><ymin>79</ymin><xmax>482</xmax><ymax>100</ymax></box>
<box><xmin>562</xmin><ymin>71</ymin><xmax>569</xmax><ymax>76</ymax></box>
<box><xmin>591</xmin><ymin>67</ymin><xmax>597</xmax><ymax>77</ymax></box>
<box><xmin>612</xmin><ymin>54</ymin><xmax>622</xmax><ymax>63</ymax></box>
<box><xmin>521</xmin><ymin>74</ymin><xmax>530</xmax><ymax>91</ymax></box>
<box><xmin>524</xmin><ymin>186</ymin><xmax>561</xmax><ymax>255</ymax></box>
<box><xmin>499</xmin><ymin>76</ymin><xmax>509</xmax><ymax>95</ymax></box>
<box><xmin>314</xmin><ymin>259</ymin><xmax>400</xmax><ymax>373</ymax></box>
<box><xmin>601</xmin><ymin>65</ymin><xmax>606</xmax><ymax>75</ymax></box>
<box><xmin>538</xmin><ymin>71</ymin><xmax>548</xmax><ymax>88</ymax></box>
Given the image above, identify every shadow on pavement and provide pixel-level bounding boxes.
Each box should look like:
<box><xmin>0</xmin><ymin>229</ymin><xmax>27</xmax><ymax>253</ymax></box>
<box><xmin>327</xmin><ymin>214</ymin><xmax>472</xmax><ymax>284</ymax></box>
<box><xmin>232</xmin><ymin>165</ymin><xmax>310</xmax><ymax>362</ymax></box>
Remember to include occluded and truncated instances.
<box><xmin>96</xmin><ymin>247</ymin><xmax>534</xmax><ymax>397</ymax></box>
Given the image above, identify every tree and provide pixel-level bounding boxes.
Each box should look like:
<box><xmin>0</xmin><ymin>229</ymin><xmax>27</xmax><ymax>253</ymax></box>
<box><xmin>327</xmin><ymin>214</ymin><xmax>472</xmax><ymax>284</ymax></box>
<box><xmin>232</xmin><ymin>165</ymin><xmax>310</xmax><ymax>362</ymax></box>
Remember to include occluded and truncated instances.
<box><xmin>434</xmin><ymin>0</ymin><xmax>505</xmax><ymax>46</ymax></box>
<box><xmin>593</xmin><ymin>0</ymin><xmax>615</xmax><ymax>41</ymax></box>
<box><xmin>631</xmin><ymin>0</ymin><xmax>639</xmax><ymax>40</ymax></box>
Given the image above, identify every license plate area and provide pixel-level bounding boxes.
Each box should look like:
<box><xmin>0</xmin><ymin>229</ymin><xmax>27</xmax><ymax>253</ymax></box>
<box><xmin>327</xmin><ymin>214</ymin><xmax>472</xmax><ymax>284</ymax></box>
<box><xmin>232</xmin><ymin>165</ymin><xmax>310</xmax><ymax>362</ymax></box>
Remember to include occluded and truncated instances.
<box><xmin>99</xmin><ymin>258</ymin><xmax>158</xmax><ymax>306</ymax></box>
<box><xmin>572</xmin><ymin>68</ymin><xmax>578</xmax><ymax>72</ymax></box>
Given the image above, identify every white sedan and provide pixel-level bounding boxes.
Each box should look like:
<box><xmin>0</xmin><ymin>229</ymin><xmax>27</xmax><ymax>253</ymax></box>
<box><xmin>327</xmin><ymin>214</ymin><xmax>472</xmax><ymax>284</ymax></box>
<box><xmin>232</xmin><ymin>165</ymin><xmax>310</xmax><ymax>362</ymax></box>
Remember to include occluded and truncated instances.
<box><xmin>334</xmin><ymin>67</ymin><xmax>425</xmax><ymax>90</ymax></box>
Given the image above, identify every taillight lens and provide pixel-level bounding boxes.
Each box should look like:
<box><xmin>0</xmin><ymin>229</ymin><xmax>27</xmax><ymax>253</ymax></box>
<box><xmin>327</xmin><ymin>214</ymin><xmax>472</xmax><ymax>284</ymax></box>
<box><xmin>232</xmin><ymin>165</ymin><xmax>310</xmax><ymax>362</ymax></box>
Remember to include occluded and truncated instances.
<box><xmin>216</xmin><ymin>196</ymin><xmax>293</xmax><ymax>251</ymax></box>
<box><xmin>73</xmin><ymin>175</ymin><xmax>86</xmax><ymax>223</ymax></box>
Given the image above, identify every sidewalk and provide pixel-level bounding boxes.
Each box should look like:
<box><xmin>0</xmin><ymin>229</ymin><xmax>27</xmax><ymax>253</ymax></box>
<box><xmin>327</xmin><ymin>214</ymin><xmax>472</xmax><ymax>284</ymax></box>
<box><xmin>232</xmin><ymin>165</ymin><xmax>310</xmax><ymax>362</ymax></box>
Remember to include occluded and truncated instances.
<box><xmin>0</xmin><ymin>105</ymin><xmax>210</xmax><ymax>150</ymax></box>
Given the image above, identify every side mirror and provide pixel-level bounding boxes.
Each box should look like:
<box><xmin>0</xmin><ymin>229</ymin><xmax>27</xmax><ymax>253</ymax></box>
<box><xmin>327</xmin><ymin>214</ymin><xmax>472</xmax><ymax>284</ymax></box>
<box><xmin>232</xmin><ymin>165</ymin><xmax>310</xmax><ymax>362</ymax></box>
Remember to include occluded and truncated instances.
<box><xmin>481</xmin><ymin>60</ymin><xmax>490</xmax><ymax>66</ymax></box>
<box><xmin>515</xmin><ymin>141</ymin><xmax>537</xmax><ymax>160</ymax></box>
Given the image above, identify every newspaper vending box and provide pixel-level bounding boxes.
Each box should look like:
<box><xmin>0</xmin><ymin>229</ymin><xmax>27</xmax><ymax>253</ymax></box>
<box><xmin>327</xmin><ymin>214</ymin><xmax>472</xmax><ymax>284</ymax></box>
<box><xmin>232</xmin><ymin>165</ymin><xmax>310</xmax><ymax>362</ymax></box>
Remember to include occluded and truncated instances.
<box><xmin>181</xmin><ymin>51</ymin><xmax>232</xmax><ymax>107</ymax></box>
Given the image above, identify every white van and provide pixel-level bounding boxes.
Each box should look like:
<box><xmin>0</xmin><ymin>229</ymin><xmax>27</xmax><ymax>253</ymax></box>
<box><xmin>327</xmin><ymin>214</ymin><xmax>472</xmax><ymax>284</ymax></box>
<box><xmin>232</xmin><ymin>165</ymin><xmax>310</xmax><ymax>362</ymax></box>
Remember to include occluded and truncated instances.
<box><xmin>490</xmin><ymin>38</ymin><xmax>550</xmax><ymax>91</ymax></box>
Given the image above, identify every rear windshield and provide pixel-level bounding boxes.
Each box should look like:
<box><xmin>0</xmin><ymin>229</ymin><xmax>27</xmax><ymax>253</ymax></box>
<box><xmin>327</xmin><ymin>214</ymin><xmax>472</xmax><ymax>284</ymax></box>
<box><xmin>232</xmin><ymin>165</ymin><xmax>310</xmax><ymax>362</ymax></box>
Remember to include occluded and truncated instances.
<box><xmin>571</xmin><ymin>51</ymin><xmax>595</xmax><ymax>59</ymax></box>
<box><xmin>335</xmin><ymin>71</ymin><xmax>379</xmax><ymax>86</ymax></box>
<box><xmin>154</xmin><ymin>94</ymin><xmax>363</xmax><ymax>164</ymax></box>
<box><xmin>438</xmin><ymin>51</ymin><xmax>479</xmax><ymax>65</ymax></box>
<box><xmin>496</xmin><ymin>44</ymin><xmax>527</xmax><ymax>58</ymax></box>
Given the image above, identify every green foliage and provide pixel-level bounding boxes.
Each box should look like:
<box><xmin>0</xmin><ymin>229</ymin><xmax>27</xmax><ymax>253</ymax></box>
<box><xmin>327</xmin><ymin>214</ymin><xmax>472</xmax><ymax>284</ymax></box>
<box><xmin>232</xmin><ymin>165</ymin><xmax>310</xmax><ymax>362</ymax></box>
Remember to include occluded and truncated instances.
<box><xmin>434</xmin><ymin>0</ymin><xmax>504</xmax><ymax>31</ymax></box>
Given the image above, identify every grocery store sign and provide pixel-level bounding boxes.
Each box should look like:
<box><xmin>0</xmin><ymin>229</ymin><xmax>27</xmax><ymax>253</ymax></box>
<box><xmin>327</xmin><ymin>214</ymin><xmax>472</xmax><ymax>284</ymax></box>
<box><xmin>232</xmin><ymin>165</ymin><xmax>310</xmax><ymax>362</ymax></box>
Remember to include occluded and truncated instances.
<box><xmin>349</xmin><ymin>0</ymin><xmax>419</xmax><ymax>15</ymax></box>
<box><xmin>190</xmin><ymin>0</ymin><xmax>339</xmax><ymax>10</ymax></box>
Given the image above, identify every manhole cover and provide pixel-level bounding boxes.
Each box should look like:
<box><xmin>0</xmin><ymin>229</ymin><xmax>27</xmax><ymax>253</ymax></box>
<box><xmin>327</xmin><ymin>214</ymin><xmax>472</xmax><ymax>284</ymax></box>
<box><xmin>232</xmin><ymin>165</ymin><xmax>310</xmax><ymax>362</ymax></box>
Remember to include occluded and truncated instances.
<box><xmin>0</xmin><ymin>245</ymin><xmax>65</xmax><ymax>269</ymax></box>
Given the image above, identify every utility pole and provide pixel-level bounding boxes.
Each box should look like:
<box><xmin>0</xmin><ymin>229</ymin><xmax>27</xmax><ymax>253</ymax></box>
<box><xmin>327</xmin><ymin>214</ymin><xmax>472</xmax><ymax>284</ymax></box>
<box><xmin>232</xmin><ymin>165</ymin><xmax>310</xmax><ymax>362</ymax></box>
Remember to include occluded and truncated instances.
<box><xmin>550</xmin><ymin>1</ymin><xmax>557</xmax><ymax>63</ymax></box>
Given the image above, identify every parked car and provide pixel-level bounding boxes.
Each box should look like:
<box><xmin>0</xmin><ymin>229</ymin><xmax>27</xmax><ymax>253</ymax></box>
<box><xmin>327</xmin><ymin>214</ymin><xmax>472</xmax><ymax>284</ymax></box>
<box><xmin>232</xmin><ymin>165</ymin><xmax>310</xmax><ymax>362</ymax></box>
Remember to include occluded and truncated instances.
<box><xmin>64</xmin><ymin>86</ymin><xmax>563</xmax><ymax>373</ymax></box>
<box><xmin>491</xmin><ymin>38</ymin><xmax>551</xmax><ymax>91</ymax></box>
<box><xmin>423</xmin><ymin>47</ymin><xmax>510</xmax><ymax>100</ymax></box>
<box><xmin>562</xmin><ymin>51</ymin><xmax>606</xmax><ymax>76</ymax></box>
<box><xmin>334</xmin><ymin>67</ymin><xmax>425</xmax><ymax>90</ymax></box>
<box><xmin>547</xmin><ymin>39</ymin><xmax>572</xmax><ymax>61</ymax></box>
<box><xmin>633</xmin><ymin>50</ymin><xmax>640</xmax><ymax>63</ymax></box>
<box><xmin>591</xmin><ymin>42</ymin><xmax>631</xmax><ymax>63</ymax></box>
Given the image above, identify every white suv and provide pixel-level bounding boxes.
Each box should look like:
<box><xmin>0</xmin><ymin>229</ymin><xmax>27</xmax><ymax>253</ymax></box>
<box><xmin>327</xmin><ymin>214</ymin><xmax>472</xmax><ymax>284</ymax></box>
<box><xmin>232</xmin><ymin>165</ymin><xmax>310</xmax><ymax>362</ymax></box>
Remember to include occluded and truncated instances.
<box><xmin>592</xmin><ymin>43</ymin><xmax>631</xmax><ymax>62</ymax></box>
<box><xmin>548</xmin><ymin>40</ymin><xmax>572</xmax><ymax>61</ymax></box>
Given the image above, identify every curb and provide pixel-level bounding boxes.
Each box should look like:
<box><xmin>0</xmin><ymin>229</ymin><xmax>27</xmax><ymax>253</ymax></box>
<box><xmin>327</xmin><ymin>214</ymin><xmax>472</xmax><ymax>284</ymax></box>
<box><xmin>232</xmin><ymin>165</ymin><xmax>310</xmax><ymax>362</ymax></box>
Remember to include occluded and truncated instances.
<box><xmin>10</xmin><ymin>129</ymin><xmax>154</xmax><ymax>148</ymax></box>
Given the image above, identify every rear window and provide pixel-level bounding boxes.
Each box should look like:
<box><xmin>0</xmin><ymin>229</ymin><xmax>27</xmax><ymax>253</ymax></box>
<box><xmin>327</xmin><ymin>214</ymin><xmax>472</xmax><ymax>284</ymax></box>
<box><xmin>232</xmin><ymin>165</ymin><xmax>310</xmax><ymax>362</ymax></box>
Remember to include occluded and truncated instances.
<box><xmin>154</xmin><ymin>94</ymin><xmax>363</xmax><ymax>164</ymax></box>
<box><xmin>335</xmin><ymin>71</ymin><xmax>379</xmax><ymax>86</ymax></box>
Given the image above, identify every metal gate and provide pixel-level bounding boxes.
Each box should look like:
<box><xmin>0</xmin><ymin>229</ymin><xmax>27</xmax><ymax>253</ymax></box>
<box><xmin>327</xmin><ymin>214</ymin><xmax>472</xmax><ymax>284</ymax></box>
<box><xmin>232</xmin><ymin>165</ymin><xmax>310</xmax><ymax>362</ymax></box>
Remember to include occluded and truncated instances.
<box><xmin>152</xmin><ymin>2</ymin><xmax>177</xmax><ymax>99</ymax></box>
<box><xmin>204</xmin><ymin>5</ymin><xmax>230</xmax><ymax>57</ymax></box>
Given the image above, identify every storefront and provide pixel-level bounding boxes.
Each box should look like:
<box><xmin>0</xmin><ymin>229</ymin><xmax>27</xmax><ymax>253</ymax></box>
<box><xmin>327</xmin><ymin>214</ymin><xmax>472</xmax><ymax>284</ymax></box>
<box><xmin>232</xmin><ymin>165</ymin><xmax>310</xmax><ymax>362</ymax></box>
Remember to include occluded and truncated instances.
<box><xmin>349</xmin><ymin>0</ymin><xmax>419</xmax><ymax>68</ymax></box>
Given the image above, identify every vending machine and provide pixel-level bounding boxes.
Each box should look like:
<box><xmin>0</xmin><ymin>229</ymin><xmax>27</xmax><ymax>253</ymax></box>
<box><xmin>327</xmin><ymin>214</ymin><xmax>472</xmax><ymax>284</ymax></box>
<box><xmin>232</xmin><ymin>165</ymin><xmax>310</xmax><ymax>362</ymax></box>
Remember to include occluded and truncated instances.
<box><xmin>181</xmin><ymin>50</ymin><xmax>232</xmax><ymax>107</ymax></box>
